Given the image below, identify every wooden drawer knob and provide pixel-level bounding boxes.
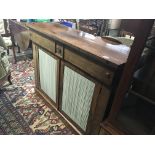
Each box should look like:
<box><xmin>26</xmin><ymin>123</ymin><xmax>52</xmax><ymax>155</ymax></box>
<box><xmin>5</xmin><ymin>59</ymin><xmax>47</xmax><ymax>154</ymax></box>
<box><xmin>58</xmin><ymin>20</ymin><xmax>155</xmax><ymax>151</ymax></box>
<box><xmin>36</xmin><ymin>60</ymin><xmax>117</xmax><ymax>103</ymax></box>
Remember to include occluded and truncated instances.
<box><xmin>105</xmin><ymin>72</ymin><xmax>111</xmax><ymax>79</ymax></box>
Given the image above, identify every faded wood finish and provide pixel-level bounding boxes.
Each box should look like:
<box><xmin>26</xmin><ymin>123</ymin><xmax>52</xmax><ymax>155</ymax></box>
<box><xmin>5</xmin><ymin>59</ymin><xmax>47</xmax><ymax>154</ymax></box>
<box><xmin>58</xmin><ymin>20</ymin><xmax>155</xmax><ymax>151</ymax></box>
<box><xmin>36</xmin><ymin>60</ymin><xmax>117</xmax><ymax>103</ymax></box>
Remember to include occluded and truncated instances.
<box><xmin>29</xmin><ymin>22</ymin><xmax>129</xmax><ymax>134</ymax></box>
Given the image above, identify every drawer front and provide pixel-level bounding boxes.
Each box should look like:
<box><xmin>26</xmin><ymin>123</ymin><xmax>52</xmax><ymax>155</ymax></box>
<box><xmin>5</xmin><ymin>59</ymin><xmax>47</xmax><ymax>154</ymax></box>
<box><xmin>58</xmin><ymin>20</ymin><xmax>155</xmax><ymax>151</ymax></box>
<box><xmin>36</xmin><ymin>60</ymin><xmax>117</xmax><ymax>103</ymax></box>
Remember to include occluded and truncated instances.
<box><xmin>61</xmin><ymin>65</ymin><xmax>96</xmax><ymax>131</ymax></box>
<box><xmin>30</xmin><ymin>32</ymin><xmax>55</xmax><ymax>53</ymax></box>
<box><xmin>38</xmin><ymin>48</ymin><xmax>57</xmax><ymax>103</ymax></box>
<box><xmin>64</xmin><ymin>48</ymin><xmax>114</xmax><ymax>85</ymax></box>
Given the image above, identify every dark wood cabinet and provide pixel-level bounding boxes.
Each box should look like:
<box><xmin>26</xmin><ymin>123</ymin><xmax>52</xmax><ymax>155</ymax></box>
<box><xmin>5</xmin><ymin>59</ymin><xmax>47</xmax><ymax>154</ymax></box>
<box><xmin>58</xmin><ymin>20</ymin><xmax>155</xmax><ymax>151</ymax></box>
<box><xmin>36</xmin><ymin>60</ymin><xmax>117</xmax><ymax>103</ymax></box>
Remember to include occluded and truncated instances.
<box><xmin>27</xmin><ymin>22</ymin><xmax>129</xmax><ymax>134</ymax></box>
<box><xmin>9</xmin><ymin>20</ymin><xmax>155</xmax><ymax>134</ymax></box>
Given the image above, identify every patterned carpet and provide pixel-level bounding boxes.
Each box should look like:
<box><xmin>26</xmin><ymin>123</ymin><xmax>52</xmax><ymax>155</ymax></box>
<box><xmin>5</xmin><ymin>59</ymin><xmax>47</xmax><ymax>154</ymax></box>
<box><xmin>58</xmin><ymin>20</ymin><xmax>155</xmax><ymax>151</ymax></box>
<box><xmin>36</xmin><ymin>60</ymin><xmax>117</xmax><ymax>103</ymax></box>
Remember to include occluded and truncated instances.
<box><xmin>0</xmin><ymin>59</ymin><xmax>73</xmax><ymax>135</ymax></box>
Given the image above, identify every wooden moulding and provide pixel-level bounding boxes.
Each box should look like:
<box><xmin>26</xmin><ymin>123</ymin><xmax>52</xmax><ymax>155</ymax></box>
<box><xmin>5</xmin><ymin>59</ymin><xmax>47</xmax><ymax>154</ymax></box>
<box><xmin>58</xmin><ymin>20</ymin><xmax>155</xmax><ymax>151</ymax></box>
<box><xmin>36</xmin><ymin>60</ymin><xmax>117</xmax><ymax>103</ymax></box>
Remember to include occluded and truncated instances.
<box><xmin>32</xmin><ymin>43</ymin><xmax>40</xmax><ymax>89</ymax></box>
<box><xmin>30</xmin><ymin>31</ymin><xmax>55</xmax><ymax>54</ymax></box>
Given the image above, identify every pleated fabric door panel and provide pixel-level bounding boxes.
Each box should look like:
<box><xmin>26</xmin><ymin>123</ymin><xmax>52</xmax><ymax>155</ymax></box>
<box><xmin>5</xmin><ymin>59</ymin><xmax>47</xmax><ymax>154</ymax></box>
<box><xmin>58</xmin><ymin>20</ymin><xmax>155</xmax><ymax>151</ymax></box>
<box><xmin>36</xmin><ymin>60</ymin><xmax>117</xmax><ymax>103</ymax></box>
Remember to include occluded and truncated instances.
<box><xmin>61</xmin><ymin>66</ymin><xmax>95</xmax><ymax>131</ymax></box>
<box><xmin>38</xmin><ymin>48</ymin><xmax>57</xmax><ymax>103</ymax></box>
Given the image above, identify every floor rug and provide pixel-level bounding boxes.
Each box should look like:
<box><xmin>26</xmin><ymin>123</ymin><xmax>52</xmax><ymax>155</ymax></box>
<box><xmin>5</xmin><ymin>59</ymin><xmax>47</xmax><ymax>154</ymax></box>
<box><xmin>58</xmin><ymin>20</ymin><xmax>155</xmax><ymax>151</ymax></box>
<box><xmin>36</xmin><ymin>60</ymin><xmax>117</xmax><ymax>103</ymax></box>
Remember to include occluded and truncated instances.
<box><xmin>0</xmin><ymin>93</ymin><xmax>33</xmax><ymax>134</ymax></box>
<box><xmin>0</xmin><ymin>59</ymin><xmax>73</xmax><ymax>135</ymax></box>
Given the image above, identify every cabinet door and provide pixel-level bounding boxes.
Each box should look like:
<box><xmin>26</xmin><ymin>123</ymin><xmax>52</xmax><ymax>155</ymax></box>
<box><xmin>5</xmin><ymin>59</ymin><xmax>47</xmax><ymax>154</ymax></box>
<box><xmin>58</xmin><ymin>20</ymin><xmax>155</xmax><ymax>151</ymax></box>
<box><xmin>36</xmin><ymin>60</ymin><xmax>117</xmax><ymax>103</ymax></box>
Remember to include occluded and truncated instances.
<box><xmin>38</xmin><ymin>48</ymin><xmax>57</xmax><ymax>103</ymax></box>
<box><xmin>60</xmin><ymin>61</ymin><xmax>101</xmax><ymax>133</ymax></box>
<box><xmin>33</xmin><ymin>45</ymin><xmax>59</xmax><ymax>107</ymax></box>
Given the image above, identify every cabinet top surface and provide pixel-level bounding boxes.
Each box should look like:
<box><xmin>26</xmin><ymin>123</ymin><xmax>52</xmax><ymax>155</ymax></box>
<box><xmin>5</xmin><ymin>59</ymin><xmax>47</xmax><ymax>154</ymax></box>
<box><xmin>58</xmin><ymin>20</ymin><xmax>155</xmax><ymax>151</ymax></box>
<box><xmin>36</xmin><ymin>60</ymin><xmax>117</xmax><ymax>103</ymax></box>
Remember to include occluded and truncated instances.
<box><xmin>27</xmin><ymin>22</ymin><xmax>130</xmax><ymax>66</ymax></box>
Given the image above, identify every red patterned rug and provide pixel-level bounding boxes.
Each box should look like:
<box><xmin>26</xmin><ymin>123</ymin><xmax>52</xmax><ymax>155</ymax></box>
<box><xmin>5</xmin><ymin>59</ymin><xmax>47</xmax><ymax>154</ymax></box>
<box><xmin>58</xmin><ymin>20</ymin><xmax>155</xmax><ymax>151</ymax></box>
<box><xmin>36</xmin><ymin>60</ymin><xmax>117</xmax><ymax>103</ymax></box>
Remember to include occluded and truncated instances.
<box><xmin>0</xmin><ymin>59</ymin><xmax>73</xmax><ymax>135</ymax></box>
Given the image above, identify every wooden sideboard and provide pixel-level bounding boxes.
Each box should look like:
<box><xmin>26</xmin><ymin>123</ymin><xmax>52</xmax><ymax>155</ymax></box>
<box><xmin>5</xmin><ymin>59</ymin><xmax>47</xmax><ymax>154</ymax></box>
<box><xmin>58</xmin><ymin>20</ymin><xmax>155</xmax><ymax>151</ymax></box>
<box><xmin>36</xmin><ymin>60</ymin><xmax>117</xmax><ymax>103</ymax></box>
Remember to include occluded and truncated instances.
<box><xmin>26</xmin><ymin>22</ymin><xmax>130</xmax><ymax>134</ymax></box>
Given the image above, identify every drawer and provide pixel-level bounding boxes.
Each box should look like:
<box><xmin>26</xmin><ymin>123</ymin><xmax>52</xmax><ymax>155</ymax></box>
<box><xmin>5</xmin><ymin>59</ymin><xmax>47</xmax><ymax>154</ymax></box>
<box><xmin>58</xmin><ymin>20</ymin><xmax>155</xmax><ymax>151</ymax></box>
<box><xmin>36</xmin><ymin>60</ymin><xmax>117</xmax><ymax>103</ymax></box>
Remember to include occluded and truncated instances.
<box><xmin>64</xmin><ymin>48</ymin><xmax>114</xmax><ymax>85</ymax></box>
<box><xmin>30</xmin><ymin>31</ymin><xmax>55</xmax><ymax>53</ymax></box>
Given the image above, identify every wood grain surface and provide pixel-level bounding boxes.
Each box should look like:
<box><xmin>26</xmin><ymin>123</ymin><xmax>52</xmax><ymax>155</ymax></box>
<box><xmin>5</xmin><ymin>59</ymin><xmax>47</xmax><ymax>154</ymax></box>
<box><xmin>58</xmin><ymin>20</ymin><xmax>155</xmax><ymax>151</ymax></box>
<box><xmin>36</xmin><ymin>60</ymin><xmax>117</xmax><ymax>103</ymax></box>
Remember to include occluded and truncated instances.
<box><xmin>27</xmin><ymin>23</ymin><xmax>130</xmax><ymax>66</ymax></box>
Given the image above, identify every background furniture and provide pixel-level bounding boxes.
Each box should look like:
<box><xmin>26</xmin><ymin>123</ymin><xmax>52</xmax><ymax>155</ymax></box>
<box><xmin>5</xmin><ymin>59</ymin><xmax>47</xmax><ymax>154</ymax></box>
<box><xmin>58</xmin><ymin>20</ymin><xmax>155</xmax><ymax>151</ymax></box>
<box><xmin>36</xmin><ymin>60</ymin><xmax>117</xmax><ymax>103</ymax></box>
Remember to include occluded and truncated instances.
<box><xmin>79</xmin><ymin>19</ymin><xmax>109</xmax><ymax>36</ymax></box>
<box><xmin>100</xmin><ymin>20</ymin><xmax>155</xmax><ymax>135</ymax></box>
<box><xmin>0</xmin><ymin>19</ymin><xmax>21</xmax><ymax>63</ymax></box>
<box><xmin>0</xmin><ymin>19</ymin><xmax>13</xmax><ymax>55</ymax></box>
<box><xmin>0</xmin><ymin>35</ymin><xmax>11</xmax><ymax>87</ymax></box>
<box><xmin>28</xmin><ymin>22</ymin><xmax>130</xmax><ymax>134</ymax></box>
<box><xmin>9</xmin><ymin>19</ymin><xmax>30</xmax><ymax>63</ymax></box>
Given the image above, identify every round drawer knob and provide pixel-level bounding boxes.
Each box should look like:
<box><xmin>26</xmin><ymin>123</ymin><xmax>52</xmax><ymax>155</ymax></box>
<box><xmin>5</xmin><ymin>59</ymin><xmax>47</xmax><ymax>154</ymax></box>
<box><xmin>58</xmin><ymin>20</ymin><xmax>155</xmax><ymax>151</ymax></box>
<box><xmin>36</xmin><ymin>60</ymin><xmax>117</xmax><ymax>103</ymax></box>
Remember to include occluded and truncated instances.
<box><xmin>105</xmin><ymin>72</ymin><xmax>111</xmax><ymax>79</ymax></box>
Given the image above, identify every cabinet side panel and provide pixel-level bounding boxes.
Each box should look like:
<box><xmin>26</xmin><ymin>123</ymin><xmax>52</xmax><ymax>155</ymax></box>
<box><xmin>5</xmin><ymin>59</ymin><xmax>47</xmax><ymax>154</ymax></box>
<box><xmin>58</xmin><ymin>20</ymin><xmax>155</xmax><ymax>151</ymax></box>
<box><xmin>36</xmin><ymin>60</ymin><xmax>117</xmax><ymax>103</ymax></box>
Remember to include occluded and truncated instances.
<box><xmin>38</xmin><ymin>48</ymin><xmax>57</xmax><ymax>102</ymax></box>
<box><xmin>62</xmin><ymin>66</ymin><xmax>95</xmax><ymax>131</ymax></box>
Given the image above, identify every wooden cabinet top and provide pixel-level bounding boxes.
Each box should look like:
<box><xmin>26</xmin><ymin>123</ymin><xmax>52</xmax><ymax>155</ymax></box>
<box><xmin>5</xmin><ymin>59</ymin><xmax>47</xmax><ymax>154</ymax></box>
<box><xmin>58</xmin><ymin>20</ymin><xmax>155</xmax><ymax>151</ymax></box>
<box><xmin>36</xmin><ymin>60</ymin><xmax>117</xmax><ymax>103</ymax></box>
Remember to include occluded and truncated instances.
<box><xmin>27</xmin><ymin>22</ymin><xmax>130</xmax><ymax>67</ymax></box>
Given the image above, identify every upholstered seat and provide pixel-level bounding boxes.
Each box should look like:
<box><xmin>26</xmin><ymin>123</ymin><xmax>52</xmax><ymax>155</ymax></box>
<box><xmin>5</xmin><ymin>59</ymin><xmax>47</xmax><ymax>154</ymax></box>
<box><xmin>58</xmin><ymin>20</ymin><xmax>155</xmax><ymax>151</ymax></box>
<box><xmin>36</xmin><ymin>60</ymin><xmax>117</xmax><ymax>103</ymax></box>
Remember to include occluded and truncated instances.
<box><xmin>2</xmin><ymin>36</ymin><xmax>12</xmax><ymax>47</ymax></box>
